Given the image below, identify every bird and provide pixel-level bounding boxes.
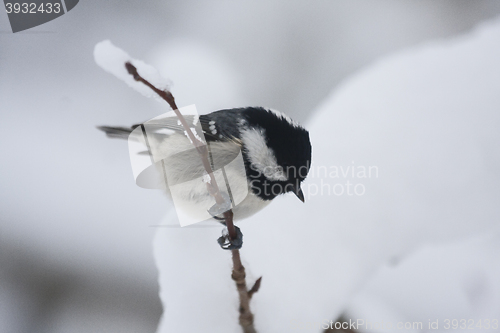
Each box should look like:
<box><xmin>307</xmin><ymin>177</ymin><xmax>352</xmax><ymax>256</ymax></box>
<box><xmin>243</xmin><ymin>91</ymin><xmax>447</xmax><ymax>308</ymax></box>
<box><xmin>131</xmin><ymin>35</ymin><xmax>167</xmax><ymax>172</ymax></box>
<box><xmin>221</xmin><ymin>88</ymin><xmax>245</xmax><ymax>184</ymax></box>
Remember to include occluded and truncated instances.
<box><xmin>98</xmin><ymin>106</ymin><xmax>312</xmax><ymax>248</ymax></box>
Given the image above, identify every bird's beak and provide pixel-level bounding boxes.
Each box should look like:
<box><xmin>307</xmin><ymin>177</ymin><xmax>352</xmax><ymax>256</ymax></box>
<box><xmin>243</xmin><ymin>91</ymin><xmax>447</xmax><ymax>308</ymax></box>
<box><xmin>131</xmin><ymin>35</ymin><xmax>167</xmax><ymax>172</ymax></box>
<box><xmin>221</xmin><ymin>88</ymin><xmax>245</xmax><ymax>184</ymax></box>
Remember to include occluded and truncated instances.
<box><xmin>293</xmin><ymin>184</ymin><xmax>305</xmax><ymax>203</ymax></box>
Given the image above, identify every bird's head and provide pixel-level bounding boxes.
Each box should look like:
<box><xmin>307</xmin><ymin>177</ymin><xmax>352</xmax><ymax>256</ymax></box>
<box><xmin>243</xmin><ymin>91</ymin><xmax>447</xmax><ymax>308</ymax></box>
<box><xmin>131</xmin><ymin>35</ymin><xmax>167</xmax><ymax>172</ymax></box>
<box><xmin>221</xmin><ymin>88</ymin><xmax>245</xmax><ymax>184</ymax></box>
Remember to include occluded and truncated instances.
<box><xmin>240</xmin><ymin>108</ymin><xmax>311</xmax><ymax>202</ymax></box>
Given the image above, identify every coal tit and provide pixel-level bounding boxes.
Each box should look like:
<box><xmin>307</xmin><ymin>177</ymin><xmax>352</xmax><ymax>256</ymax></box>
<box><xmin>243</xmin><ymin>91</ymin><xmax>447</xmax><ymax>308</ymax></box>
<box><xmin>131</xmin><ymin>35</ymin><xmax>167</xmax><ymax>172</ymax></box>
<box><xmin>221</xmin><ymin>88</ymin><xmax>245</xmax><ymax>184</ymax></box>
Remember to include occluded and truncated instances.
<box><xmin>98</xmin><ymin>106</ymin><xmax>312</xmax><ymax>224</ymax></box>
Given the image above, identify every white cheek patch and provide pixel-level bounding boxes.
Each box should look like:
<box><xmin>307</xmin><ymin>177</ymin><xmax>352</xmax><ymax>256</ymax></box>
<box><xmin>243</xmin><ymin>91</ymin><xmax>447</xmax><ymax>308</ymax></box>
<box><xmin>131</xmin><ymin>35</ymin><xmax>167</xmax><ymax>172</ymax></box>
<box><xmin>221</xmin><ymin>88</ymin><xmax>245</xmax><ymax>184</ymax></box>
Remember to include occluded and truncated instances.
<box><xmin>240</xmin><ymin>127</ymin><xmax>288</xmax><ymax>181</ymax></box>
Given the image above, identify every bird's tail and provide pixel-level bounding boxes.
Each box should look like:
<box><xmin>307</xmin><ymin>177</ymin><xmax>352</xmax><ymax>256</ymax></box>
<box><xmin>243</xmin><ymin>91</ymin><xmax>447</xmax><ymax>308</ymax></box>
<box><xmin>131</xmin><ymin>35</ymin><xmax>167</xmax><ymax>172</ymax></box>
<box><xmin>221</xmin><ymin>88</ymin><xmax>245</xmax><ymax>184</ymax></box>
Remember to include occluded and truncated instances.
<box><xmin>97</xmin><ymin>125</ymin><xmax>136</xmax><ymax>140</ymax></box>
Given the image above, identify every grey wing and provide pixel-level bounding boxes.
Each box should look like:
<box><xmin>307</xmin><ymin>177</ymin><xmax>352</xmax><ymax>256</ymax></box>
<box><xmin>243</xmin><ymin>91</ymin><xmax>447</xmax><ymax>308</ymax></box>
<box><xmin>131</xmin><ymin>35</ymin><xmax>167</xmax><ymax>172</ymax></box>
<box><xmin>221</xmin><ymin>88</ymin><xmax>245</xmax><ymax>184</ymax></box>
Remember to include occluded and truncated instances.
<box><xmin>198</xmin><ymin>113</ymin><xmax>243</xmax><ymax>146</ymax></box>
<box><xmin>133</xmin><ymin>115</ymin><xmax>199</xmax><ymax>134</ymax></box>
<box><xmin>98</xmin><ymin>111</ymin><xmax>243</xmax><ymax>147</ymax></box>
<box><xmin>138</xmin><ymin>113</ymin><xmax>243</xmax><ymax>146</ymax></box>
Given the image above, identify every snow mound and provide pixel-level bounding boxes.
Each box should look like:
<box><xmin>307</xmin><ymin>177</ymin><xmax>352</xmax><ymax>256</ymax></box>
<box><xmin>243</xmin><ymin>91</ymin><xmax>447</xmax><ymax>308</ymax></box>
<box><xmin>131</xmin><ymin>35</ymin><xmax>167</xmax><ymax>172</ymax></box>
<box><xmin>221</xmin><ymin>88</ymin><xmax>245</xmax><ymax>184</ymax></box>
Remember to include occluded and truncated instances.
<box><xmin>154</xmin><ymin>18</ymin><xmax>500</xmax><ymax>333</ymax></box>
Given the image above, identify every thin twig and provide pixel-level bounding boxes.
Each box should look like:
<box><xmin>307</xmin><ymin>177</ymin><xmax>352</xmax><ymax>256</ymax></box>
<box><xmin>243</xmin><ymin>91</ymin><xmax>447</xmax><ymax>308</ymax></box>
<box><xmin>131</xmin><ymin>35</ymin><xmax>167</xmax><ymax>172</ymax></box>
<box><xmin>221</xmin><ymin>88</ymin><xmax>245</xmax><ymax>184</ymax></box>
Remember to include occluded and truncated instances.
<box><xmin>125</xmin><ymin>62</ymin><xmax>237</xmax><ymax>239</ymax></box>
<box><xmin>248</xmin><ymin>277</ymin><xmax>262</xmax><ymax>299</ymax></box>
<box><xmin>124</xmin><ymin>62</ymin><xmax>260</xmax><ymax>332</ymax></box>
<box><xmin>232</xmin><ymin>249</ymin><xmax>257</xmax><ymax>333</ymax></box>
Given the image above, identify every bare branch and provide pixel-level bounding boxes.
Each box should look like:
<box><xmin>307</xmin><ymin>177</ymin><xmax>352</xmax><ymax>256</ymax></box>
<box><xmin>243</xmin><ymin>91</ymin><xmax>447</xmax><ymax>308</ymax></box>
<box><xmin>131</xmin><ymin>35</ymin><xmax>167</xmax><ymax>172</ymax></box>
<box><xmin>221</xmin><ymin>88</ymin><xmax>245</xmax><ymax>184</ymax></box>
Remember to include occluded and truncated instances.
<box><xmin>125</xmin><ymin>62</ymin><xmax>238</xmax><ymax>239</ymax></box>
<box><xmin>124</xmin><ymin>62</ymin><xmax>259</xmax><ymax>332</ymax></box>
<box><xmin>232</xmin><ymin>250</ymin><xmax>257</xmax><ymax>333</ymax></box>
<box><xmin>248</xmin><ymin>277</ymin><xmax>262</xmax><ymax>299</ymax></box>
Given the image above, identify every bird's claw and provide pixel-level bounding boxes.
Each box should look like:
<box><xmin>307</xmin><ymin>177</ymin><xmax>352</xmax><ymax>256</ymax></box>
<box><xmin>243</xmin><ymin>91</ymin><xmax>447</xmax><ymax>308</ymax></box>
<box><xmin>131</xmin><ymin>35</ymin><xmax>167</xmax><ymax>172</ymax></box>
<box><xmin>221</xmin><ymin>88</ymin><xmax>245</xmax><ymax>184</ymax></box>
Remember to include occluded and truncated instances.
<box><xmin>217</xmin><ymin>226</ymin><xmax>243</xmax><ymax>250</ymax></box>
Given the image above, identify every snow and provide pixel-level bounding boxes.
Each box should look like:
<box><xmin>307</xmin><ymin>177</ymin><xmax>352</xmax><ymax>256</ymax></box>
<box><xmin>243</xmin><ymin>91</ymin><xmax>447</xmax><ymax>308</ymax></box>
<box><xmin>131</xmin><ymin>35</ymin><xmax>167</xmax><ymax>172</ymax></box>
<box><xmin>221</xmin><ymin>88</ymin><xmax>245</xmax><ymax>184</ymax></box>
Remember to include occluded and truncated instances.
<box><xmin>93</xmin><ymin>40</ymin><xmax>171</xmax><ymax>101</ymax></box>
<box><xmin>147</xmin><ymin>39</ymin><xmax>247</xmax><ymax>115</ymax></box>
<box><xmin>346</xmin><ymin>234</ymin><xmax>500</xmax><ymax>333</ymax></box>
<box><xmin>154</xmin><ymin>18</ymin><xmax>500</xmax><ymax>332</ymax></box>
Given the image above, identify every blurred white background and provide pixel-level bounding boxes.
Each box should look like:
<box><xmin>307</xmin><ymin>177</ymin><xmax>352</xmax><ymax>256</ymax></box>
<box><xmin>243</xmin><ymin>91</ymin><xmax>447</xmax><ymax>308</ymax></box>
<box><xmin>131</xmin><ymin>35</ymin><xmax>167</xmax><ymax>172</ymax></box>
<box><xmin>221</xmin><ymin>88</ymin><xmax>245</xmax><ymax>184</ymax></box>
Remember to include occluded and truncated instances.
<box><xmin>2</xmin><ymin>1</ymin><xmax>500</xmax><ymax>332</ymax></box>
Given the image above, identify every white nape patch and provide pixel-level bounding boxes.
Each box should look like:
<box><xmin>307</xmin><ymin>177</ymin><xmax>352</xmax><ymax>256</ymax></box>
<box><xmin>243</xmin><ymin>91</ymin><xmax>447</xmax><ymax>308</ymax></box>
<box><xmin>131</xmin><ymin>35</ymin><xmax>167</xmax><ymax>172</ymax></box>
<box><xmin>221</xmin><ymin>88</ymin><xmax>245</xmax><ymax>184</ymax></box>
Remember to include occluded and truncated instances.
<box><xmin>266</xmin><ymin>108</ymin><xmax>301</xmax><ymax>128</ymax></box>
<box><xmin>240</xmin><ymin>127</ymin><xmax>287</xmax><ymax>181</ymax></box>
